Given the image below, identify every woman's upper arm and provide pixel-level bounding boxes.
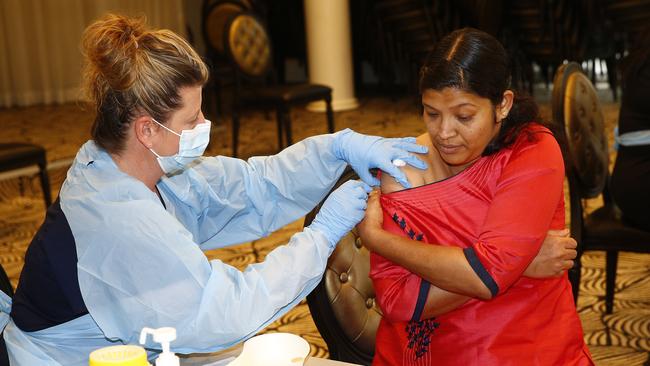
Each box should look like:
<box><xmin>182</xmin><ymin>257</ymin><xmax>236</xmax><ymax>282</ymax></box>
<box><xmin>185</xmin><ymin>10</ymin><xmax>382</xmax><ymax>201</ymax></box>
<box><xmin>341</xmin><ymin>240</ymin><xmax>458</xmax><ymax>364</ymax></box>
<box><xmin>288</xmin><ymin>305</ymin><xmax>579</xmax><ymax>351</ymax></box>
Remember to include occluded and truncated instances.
<box><xmin>370</xmin><ymin>251</ymin><xmax>423</xmax><ymax>322</ymax></box>
<box><xmin>380</xmin><ymin>134</ymin><xmax>431</xmax><ymax>193</ymax></box>
<box><xmin>380</xmin><ymin>167</ymin><xmax>410</xmax><ymax>193</ymax></box>
<box><xmin>463</xmin><ymin>133</ymin><xmax>566</xmax><ymax>297</ymax></box>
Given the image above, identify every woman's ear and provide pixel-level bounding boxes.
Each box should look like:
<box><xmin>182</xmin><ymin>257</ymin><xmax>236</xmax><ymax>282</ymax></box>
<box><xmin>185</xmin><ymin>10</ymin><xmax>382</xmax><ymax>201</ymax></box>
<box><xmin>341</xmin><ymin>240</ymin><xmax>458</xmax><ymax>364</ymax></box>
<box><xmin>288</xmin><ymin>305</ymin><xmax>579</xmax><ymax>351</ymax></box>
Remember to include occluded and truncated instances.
<box><xmin>496</xmin><ymin>90</ymin><xmax>514</xmax><ymax>123</ymax></box>
<box><xmin>133</xmin><ymin>116</ymin><xmax>157</xmax><ymax>148</ymax></box>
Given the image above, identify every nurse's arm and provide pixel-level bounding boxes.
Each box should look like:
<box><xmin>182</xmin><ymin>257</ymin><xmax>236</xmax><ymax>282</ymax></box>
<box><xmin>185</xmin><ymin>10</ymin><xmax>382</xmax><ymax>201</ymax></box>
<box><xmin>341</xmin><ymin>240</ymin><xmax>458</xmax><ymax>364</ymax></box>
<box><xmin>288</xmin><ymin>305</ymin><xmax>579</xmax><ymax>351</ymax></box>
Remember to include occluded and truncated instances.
<box><xmin>80</xmin><ymin>201</ymin><xmax>336</xmax><ymax>354</ymax></box>
<box><xmin>192</xmin><ymin>133</ymin><xmax>348</xmax><ymax>247</ymax></box>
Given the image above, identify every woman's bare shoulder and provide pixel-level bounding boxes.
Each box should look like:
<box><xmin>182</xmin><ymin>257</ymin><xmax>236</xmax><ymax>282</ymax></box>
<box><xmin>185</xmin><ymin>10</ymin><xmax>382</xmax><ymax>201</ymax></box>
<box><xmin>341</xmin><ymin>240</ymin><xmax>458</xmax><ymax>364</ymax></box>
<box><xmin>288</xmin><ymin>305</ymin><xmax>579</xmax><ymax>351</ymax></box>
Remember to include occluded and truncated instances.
<box><xmin>380</xmin><ymin>134</ymin><xmax>431</xmax><ymax>194</ymax></box>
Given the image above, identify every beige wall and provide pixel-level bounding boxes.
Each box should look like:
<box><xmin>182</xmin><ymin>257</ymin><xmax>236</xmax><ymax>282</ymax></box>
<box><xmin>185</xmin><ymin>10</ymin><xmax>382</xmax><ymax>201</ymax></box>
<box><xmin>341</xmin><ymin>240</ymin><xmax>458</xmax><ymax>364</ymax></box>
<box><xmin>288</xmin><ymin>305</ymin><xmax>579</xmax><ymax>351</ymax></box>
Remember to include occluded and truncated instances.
<box><xmin>0</xmin><ymin>0</ymin><xmax>187</xmax><ymax>107</ymax></box>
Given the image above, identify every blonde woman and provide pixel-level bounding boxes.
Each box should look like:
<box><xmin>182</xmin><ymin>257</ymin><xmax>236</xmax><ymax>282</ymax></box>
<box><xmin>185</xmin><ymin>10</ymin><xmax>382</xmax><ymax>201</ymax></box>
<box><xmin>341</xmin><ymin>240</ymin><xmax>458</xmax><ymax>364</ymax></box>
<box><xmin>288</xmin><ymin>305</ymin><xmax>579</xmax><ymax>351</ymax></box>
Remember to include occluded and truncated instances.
<box><xmin>0</xmin><ymin>14</ymin><xmax>429</xmax><ymax>365</ymax></box>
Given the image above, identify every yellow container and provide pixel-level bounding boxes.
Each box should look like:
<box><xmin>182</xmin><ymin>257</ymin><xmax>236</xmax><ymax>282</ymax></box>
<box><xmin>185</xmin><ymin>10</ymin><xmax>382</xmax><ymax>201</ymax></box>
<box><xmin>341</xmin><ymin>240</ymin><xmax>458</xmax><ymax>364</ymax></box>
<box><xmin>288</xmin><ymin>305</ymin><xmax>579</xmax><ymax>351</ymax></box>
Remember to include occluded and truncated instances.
<box><xmin>89</xmin><ymin>345</ymin><xmax>149</xmax><ymax>366</ymax></box>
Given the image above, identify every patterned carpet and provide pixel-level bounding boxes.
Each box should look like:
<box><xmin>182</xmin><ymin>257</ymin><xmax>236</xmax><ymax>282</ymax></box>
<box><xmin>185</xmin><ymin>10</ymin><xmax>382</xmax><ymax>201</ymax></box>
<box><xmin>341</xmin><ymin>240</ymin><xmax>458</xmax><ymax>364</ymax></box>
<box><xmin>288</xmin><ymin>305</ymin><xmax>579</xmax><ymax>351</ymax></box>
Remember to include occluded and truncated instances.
<box><xmin>0</xmin><ymin>91</ymin><xmax>648</xmax><ymax>365</ymax></box>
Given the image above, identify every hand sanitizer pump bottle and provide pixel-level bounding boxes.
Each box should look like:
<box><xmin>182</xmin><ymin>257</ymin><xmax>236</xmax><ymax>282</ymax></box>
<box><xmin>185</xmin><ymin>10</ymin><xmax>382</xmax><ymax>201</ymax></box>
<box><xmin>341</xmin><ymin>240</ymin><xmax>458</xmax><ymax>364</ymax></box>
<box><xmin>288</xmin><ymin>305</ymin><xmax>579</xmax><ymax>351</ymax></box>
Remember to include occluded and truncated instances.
<box><xmin>139</xmin><ymin>327</ymin><xmax>180</xmax><ymax>366</ymax></box>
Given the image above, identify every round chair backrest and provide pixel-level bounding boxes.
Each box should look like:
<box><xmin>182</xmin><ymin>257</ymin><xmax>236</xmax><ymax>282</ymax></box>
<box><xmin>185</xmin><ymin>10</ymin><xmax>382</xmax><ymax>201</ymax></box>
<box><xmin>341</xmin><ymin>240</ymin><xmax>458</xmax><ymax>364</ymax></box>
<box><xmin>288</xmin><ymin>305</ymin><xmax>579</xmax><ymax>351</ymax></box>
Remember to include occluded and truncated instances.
<box><xmin>224</xmin><ymin>13</ymin><xmax>271</xmax><ymax>79</ymax></box>
<box><xmin>305</xmin><ymin>169</ymin><xmax>381</xmax><ymax>364</ymax></box>
<box><xmin>552</xmin><ymin>62</ymin><xmax>609</xmax><ymax>199</ymax></box>
<box><xmin>202</xmin><ymin>0</ymin><xmax>250</xmax><ymax>54</ymax></box>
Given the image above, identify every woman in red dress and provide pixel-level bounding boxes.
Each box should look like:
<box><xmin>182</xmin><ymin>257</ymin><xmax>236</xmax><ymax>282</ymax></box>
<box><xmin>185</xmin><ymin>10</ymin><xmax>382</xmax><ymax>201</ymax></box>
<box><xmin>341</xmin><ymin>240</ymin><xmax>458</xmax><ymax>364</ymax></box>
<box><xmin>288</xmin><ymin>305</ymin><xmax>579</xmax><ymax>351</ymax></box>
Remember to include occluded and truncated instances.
<box><xmin>358</xmin><ymin>28</ymin><xmax>594</xmax><ymax>365</ymax></box>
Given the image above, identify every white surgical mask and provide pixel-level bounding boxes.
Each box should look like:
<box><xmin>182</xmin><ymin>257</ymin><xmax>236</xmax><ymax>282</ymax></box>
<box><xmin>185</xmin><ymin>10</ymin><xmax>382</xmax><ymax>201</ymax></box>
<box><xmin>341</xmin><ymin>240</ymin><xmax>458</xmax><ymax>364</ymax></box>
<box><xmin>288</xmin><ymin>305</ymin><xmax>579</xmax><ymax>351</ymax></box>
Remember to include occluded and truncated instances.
<box><xmin>149</xmin><ymin>118</ymin><xmax>211</xmax><ymax>175</ymax></box>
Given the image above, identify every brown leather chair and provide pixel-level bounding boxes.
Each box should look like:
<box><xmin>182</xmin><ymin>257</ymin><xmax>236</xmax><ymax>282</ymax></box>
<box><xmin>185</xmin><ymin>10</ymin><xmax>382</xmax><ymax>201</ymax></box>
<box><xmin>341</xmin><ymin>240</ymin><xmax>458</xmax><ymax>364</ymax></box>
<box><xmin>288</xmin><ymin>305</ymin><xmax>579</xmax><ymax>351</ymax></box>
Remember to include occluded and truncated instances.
<box><xmin>223</xmin><ymin>12</ymin><xmax>334</xmax><ymax>157</ymax></box>
<box><xmin>552</xmin><ymin>62</ymin><xmax>650</xmax><ymax>314</ymax></box>
<box><xmin>0</xmin><ymin>143</ymin><xmax>51</xmax><ymax>209</ymax></box>
<box><xmin>304</xmin><ymin>169</ymin><xmax>381</xmax><ymax>365</ymax></box>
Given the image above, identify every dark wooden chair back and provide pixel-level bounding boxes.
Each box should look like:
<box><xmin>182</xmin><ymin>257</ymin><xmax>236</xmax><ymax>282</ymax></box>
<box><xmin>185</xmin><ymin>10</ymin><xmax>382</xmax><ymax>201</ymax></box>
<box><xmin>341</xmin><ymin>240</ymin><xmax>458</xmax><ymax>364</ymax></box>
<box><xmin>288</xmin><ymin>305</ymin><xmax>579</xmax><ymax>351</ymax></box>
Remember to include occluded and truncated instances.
<box><xmin>551</xmin><ymin>62</ymin><xmax>650</xmax><ymax>313</ymax></box>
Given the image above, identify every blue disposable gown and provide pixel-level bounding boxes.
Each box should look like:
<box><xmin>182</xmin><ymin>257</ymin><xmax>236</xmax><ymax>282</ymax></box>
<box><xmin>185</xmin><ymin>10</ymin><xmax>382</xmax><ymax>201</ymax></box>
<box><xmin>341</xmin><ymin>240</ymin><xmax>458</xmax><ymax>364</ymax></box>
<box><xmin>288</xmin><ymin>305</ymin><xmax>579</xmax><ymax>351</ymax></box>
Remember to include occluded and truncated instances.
<box><xmin>0</xmin><ymin>132</ymin><xmax>349</xmax><ymax>365</ymax></box>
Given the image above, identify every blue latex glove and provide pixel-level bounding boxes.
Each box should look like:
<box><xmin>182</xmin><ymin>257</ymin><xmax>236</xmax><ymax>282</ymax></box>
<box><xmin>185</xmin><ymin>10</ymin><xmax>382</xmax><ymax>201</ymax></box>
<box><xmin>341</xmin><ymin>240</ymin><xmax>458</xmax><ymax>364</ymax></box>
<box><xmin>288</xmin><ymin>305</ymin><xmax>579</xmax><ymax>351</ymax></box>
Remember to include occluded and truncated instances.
<box><xmin>309</xmin><ymin>180</ymin><xmax>372</xmax><ymax>246</ymax></box>
<box><xmin>333</xmin><ymin>129</ymin><xmax>428</xmax><ymax>187</ymax></box>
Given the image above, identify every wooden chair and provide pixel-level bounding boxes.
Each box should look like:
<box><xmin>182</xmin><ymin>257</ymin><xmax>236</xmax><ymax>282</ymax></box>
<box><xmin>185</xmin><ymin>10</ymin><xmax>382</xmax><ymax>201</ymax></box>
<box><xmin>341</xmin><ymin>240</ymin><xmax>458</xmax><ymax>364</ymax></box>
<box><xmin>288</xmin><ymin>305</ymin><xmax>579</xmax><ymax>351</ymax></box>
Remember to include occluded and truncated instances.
<box><xmin>223</xmin><ymin>12</ymin><xmax>334</xmax><ymax>157</ymax></box>
<box><xmin>305</xmin><ymin>168</ymin><xmax>381</xmax><ymax>365</ymax></box>
<box><xmin>0</xmin><ymin>143</ymin><xmax>51</xmax><ymax>209</ymax></box>
<box><xmin>551</xmin><ymin>62</ymin><xmax>650</xmax><ymax>314</ymax></box>
<box><xmin>0</xmin><ymin>144</ymin><xmax>37</xmax><ymax>364</ymax></box>
<box><xmin>201</xmin><ymin>0</ymin><xmax>251</xmax><ymax>118</ymax></box>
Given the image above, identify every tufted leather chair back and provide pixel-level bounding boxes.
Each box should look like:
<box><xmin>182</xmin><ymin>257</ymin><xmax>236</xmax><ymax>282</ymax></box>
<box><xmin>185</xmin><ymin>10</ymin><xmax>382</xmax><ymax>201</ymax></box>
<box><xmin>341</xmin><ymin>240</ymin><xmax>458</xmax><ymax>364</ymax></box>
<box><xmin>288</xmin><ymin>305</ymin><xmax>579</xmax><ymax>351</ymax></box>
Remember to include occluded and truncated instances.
<box><xmin>224</xmin><ymin>13</ymin><xmax>272</xmax><ymax>79</ymax></box>
<box><xmin>305</xmin><ymin>169</ymin><xmax>382</xmax><ymax>365</ymax></box>
<box><xmin>552</xmin><ymin>62</ymin><xmax>609</xmax><ymax>199</ymax></box>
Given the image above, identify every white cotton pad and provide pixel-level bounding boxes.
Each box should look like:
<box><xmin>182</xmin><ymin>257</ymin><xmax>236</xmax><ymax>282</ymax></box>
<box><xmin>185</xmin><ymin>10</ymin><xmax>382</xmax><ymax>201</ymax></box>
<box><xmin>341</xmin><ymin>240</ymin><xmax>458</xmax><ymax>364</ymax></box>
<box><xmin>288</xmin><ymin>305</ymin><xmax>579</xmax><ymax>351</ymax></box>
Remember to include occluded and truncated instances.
<box><xmin>392</xmin><ymin>159</ymin><xmax>406</xmax><ymax>167</ymax></box>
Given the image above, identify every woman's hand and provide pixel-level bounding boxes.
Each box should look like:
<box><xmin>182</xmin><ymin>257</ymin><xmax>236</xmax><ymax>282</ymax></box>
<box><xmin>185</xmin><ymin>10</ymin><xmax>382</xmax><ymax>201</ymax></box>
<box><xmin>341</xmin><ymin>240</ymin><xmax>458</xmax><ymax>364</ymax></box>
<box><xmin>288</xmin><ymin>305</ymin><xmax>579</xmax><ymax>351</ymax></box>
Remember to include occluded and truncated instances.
<box><xmin>309</xmin><ymin>180</ymin><xmax>372</xmax><ymax>247</ymax></box>
<box><xmin>357</xmin><ymin>189</ymin><xmax>384</xmax><ymax>251</ymax></box>
<box><xmin>332</xmin><ymin>129</ymin><xmax>428</xmax><ymax>188</ymax></box>
<box><xmin>524</xmin><ymin>229</ymin><xmax>577</xmax><ymax>278</ymax></box>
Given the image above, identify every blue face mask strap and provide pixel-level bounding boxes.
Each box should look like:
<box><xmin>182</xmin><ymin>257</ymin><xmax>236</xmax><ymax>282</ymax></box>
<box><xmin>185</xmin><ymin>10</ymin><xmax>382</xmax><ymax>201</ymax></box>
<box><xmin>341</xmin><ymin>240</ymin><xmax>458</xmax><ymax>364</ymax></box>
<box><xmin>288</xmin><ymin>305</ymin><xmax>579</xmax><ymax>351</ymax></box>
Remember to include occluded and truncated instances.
<box><xmin>151</xmin><ymin>118</ymin><xmax>181</xmax><ymax>137</ymax></box>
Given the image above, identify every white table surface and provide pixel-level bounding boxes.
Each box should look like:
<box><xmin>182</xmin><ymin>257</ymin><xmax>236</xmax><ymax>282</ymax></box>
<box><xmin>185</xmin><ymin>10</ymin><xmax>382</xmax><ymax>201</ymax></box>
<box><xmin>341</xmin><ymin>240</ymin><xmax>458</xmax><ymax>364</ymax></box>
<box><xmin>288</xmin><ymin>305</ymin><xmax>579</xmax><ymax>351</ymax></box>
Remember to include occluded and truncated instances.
<box><xmin>178</xmin><ymin>344</ymin><xmax>361</xmax><ymax>366</ymax></box>
<box><xmin>305</xmin><ymin>357</ymin><xmax>361</xmax><ymax>365</ymax></box>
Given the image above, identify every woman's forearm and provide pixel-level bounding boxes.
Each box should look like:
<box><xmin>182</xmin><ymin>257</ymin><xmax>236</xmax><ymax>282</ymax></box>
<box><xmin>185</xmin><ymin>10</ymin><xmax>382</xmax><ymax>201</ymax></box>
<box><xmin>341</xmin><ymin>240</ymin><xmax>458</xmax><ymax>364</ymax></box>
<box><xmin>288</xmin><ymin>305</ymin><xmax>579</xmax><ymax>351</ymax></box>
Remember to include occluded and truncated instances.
<box><xmin>366</xmin><ymin>229</ymin><xmax>492</xmax><ymax>299</ymax></box>
<box><xmin>370</xmin><ymin>226</ymin><xmax>573</xmax><ymax>318</ymax></box>
<box><xmin>421</xmin><ymin>285</ymin><xmax>471</xmax><ymax>319</ymax></box>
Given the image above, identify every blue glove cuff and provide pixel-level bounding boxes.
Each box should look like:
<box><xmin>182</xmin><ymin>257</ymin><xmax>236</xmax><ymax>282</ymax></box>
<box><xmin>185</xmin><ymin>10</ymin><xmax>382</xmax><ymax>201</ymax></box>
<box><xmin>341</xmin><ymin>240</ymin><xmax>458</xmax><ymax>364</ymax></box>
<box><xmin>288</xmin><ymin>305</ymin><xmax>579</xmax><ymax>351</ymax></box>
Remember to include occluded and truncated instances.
<box><xmin>308</xmin><ymin>220</ymin><xmax>339</xmax><ymax>248</ymax></box>
<box><xmin>331</xmin><ymin>128</ymin><xmax>354</xmax><ymax>161</ymax></box>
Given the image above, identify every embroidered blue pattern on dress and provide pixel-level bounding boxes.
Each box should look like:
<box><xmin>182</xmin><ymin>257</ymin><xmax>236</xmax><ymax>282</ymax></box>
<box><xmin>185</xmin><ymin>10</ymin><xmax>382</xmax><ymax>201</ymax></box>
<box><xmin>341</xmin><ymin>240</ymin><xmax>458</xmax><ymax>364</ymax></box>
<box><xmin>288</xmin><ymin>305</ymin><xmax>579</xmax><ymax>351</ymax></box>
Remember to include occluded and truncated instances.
<box><xmin>406</xmin><ymin>318</ymin><xmax>440</xmax><ymax>358</ymax></box>
<box><xmin>408</xmin><ymin>229</ymin><xmax>415</xmax><ymax>239</ymax></box>
<box><xmin>391</xmin><ymin>212</ymin><xmax>439</xmax><ymax>360</ymax></box>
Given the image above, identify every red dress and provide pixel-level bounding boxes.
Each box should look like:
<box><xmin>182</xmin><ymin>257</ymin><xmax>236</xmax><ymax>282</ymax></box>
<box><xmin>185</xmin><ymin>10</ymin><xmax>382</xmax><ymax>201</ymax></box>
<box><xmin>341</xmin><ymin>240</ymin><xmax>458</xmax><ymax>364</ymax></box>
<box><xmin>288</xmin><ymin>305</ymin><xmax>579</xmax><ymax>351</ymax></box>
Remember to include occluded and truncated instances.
<box><xmin>371</xmin><ymin>125</ymin><xmax>593</xmax><ymax>365</ymax></box>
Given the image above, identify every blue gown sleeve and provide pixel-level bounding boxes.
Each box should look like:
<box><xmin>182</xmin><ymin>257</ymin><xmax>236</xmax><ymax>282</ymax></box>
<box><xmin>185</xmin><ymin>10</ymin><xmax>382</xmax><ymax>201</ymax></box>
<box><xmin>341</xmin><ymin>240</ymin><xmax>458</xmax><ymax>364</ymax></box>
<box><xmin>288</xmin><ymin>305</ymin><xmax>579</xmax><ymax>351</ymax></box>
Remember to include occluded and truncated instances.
<box><xmin>158</xmin><ymin>133</ymin><xmax>348</xmax><ymax>248</ymax></box>
<box><xmin>73</xmin><ymin>199</ymin><xmax>335</xmax><ymax>354</ymax></box>
<box><xmin>62</xmin><ymin>135</ymin><xmax>346</xmax><ymax>354</ymax></box>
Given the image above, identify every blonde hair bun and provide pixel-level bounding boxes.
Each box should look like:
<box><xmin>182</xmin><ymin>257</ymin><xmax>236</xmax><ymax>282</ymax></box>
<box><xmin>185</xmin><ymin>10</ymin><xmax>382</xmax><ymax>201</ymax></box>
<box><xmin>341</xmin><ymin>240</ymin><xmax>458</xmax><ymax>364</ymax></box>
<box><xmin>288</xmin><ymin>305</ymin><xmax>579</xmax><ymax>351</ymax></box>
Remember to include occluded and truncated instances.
<box><xmin>81</xmin><ymin>14</ymin><xmax>208</xmax><ymax>154</ymax></box>
<box><xmin>82</xmin><ymin>14</ymin><xmax>145</xmax><ymax>93</ymax></box>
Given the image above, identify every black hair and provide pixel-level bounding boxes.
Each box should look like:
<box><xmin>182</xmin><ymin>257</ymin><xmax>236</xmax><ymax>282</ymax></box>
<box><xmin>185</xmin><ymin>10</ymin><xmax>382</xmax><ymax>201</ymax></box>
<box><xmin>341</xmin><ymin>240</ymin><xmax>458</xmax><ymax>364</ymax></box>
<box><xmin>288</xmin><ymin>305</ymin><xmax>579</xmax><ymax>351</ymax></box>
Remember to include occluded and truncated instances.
<box><xmin>419</xmin><ymin>28</ymin><xmax>541</xmax><ymax>155</ymax></box>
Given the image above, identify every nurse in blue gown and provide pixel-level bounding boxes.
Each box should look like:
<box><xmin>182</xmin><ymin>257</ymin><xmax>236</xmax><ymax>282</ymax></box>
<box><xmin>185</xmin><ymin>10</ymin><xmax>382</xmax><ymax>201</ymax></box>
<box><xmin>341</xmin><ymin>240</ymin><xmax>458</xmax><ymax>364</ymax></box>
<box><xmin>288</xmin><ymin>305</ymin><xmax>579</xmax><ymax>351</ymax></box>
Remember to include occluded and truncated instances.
<box><xmin>0</xmin><ymin>14</ymin><xmax>429</xmax><ymax>366</ymax></box>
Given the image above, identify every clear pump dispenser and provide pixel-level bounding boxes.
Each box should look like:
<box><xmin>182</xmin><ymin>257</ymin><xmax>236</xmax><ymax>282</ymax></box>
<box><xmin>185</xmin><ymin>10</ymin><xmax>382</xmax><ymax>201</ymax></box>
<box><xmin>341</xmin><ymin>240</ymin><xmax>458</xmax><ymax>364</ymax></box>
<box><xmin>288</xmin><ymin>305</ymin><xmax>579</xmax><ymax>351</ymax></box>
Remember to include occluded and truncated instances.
<box><xmin>139</xmin><ymin>327</ymin><xmax>180</xmax><ymax>366</ymax></box>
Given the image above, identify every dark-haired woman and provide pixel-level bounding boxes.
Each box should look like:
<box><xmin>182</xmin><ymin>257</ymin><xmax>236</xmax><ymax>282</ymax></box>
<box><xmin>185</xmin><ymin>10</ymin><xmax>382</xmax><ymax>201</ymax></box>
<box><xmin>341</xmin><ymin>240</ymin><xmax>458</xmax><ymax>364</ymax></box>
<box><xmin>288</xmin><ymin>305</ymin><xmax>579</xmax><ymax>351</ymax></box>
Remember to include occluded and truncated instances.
<box><xmin>358</xmin><ymin>28</ymin><xmax>593</xmax><ymax>365</ymax></box>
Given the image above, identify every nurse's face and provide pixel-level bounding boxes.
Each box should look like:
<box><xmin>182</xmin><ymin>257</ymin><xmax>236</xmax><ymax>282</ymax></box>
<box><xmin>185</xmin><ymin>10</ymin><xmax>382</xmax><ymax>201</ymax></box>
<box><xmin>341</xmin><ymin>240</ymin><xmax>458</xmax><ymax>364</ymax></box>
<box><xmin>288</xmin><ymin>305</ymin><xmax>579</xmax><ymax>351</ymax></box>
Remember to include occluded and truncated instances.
<box><xmin>422</xmin><ymin>87</ymin><xmax>510</xmax><ymax>174</ymax></box>
<box><xmin>152</xmin><ymin>85</ymin><xmax>205</xmax><ymax>156</ymax></box>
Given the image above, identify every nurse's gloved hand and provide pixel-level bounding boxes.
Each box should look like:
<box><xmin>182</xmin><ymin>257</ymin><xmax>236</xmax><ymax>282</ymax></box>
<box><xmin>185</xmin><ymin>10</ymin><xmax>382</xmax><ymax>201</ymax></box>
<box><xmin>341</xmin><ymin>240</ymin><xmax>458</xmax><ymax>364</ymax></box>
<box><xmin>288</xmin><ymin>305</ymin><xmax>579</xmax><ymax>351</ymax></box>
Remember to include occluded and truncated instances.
<box><xmin>333</xmin><ymin>129</ymin><xmax>428</xmax><ymax>188</ymax></box>
<box><xmin>309</xmin><ymin>180</ymin><xmax>372</xmax><ymax>247</ymax></box>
